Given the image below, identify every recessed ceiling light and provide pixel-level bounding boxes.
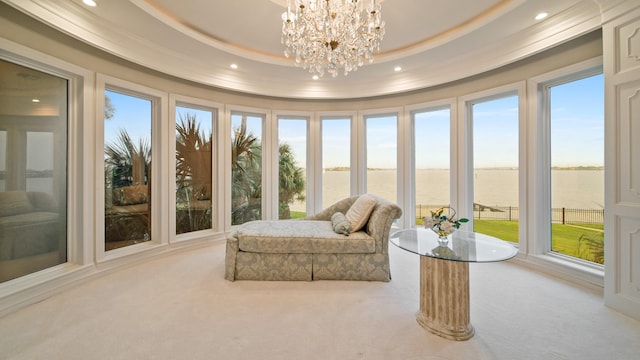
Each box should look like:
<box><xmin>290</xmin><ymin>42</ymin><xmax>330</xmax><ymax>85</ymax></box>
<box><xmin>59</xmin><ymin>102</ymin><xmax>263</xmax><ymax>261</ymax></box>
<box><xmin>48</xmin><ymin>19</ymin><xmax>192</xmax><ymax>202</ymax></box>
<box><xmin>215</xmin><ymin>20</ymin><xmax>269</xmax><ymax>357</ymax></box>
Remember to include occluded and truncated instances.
<box><xmin>394</xmin><ymin>66</ymin><xmax>402</xmax><ymax>72</ymax></box>
<box><xmin>535</xmin><ymin>12</ymin><xmax>548</xmax><ymax>20</ymax></box>
<box><xmin>230</xmin><ymin>63</ymin><xmax>238</xmax><ymax>69</ymax></box>
<box><xmin>32</xmin><ymin>98</ymin><xmax>40</xmax><ymax>103</ymax></box>
<box><xmin>83</xmin><ymin>0</ymin><xmax>97</xmax><ymax>7</ymax></box>
<box><xmin>312</xmin><ymin>75</ymin><xmax>319</xmax><ymax>80</ymax></box>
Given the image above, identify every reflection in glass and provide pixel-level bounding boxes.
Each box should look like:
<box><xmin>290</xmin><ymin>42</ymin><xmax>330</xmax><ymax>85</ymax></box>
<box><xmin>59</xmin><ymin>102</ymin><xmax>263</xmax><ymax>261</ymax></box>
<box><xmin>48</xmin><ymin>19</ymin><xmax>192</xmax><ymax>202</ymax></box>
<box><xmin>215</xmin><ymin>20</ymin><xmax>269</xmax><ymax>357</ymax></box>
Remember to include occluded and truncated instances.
<box><xmin>0</xmin><ymin>131</ymin><xmax>5</xmax><ymax>192</ymax></box>
<box><xmin>231</xmin><ymin>113</ymin><xmax>263</xmax><ymax>225</ymax></box>
<box><xmin>431</xmin><ymin>245</ymin><xmax>461</xmax><ymax>260</ymax></box>
<box><xmin>278</xmin><ymin>117</ymin><xmax>306</xmax><ymax>219</ymax></box>
<box><xmin>176</xmin><ymin>105</ymin><xmax>213</xmax><ymax>234</ymax></box>
<box><xmin>322</xmin><ymin>118</ymin><xmax>351</xmax><ymax>208</ymax></box>
<box><xmin>26</xmin><ymin>132</ymin><xmax>54</xmax><ymax>194</ymax></box>
<box><xmin>414</xmin><ymin>108</ymin><xmax>450</xmax><ymax>225</ymax></box>
<box><xmin>366</xmin><ymin>115</ymin><xmax>397</xmax><ymax>202</ymax></box>
<box><xmin>0</xmin><ymin>59</ymin><xmax>67</xmax><ymax>282</ymax></box>
<box><xmin>472</xmin><ymin>96</ymin><xmax>519</xmax><ymax>243</ymax></box>
<box><xmin>104</xmin><ymin>90</ymin><xmax>151</xmax><ymax>250</ymax></box>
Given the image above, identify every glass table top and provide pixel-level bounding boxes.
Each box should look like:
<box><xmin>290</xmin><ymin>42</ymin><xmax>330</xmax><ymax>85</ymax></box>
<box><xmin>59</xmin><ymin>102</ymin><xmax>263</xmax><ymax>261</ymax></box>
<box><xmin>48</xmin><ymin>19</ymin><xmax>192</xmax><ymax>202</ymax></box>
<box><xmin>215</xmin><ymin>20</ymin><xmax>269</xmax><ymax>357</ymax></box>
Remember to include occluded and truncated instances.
<box><xmin>390</xmin><ymin>228</ymin><xmax>518</xmax><ymax>263</ymax></box>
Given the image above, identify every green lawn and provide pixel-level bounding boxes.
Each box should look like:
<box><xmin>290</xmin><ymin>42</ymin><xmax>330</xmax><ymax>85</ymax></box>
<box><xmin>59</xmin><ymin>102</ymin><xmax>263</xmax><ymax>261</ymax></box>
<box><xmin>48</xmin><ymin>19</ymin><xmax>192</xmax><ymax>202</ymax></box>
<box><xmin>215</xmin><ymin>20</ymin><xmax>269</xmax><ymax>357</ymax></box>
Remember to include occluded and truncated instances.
<box><xmin>290</xmin><ymin>212</ymin><xmax>604</xmax><ymax>264</ymax></box>
<box><xmin>290</xmin><ymin>211</ymin><xmax>306</xmax><ymax>219</ymax></box>
<box><xmin>473</xmin><ymin>220</ymin><xmax>520</xmax><ymax>243</ymax></box>
<box><xmin>419</xmin><ymin>218</ymin><xmax>604</xmax><ymax>264</ymax></box>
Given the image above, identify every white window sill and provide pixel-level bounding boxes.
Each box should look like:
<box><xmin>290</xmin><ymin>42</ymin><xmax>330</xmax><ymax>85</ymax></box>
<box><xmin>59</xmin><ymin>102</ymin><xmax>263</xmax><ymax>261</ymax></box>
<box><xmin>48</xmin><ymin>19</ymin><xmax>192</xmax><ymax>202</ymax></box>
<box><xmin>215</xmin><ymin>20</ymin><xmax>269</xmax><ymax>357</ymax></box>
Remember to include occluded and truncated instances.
<box><xmin>513</xmin><ymin>251</ymin><xmax>604</xmax><ymax>293</ymax></box>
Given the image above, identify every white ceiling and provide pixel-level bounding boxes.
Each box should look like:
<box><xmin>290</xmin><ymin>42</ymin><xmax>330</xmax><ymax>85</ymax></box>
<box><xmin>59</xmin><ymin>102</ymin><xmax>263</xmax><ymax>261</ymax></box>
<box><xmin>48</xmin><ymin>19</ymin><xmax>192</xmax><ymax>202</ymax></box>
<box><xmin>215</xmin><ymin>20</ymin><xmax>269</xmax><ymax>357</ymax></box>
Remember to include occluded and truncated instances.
<box><xmin>3</xmin><ymin>0</ymin><xmax>603</xmax><ymax>99</ymax></box>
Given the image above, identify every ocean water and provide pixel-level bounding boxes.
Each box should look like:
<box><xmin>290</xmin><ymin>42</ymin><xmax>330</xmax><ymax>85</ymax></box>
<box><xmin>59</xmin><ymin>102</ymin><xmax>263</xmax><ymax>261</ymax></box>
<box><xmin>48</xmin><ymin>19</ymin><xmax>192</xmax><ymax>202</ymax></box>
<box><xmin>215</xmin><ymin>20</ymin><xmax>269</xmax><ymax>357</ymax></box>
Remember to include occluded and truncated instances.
<box><xmin>303</xmin><ymin>169</ymin><xmax>604</xmax><ymax>212</ymax></box>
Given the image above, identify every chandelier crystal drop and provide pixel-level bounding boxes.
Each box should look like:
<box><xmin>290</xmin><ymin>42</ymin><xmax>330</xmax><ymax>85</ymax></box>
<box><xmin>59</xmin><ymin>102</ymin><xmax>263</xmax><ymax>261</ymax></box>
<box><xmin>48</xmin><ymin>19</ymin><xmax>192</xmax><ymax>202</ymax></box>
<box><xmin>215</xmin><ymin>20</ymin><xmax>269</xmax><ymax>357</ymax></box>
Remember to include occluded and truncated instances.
<box><xmin>281</xmin><ymin>0</ymin><xmax>385</xmax><ymax>78</ymax></box>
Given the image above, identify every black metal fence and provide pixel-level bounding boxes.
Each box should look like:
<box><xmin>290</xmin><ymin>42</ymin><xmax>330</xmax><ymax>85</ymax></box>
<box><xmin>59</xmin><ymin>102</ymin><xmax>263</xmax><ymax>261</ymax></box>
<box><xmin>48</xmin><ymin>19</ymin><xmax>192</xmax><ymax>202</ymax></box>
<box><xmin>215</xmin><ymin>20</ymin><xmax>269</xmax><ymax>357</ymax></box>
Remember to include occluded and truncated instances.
<box><xmin>550</xmin><ymin>207</ymin><xmax>604</xmax><ymax>225</ymax></box>
<box><xmin>416</xmin><ymin>204</ymin><xmax>604</xmax><ymax>225</ymax></box>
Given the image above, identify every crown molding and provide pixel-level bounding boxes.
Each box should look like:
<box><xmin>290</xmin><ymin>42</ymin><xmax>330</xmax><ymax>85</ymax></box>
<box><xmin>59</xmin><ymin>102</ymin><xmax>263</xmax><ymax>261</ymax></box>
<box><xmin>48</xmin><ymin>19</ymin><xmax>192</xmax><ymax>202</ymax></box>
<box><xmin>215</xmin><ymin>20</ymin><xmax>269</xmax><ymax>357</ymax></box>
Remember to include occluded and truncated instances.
<box><xmin>2</xmin><ymin>0</ymin><xmax>604</xmax><ymax>100</ymax></box>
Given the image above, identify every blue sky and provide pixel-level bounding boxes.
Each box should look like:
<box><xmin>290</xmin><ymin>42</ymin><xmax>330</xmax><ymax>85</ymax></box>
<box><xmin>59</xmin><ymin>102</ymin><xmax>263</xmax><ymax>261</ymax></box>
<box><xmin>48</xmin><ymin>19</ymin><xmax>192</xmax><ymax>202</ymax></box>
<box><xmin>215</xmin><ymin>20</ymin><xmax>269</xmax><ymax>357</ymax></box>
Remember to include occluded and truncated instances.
<box><xmin>322</xmin><ymin>119</ymin><xmax>350</xmax><ymax>168</ymax></box>
<box><xmin>100</xmin><ymin>73</ymin><xmax>604</xmax><ymax>171</ymax></box>
<box><xmin>104</xmin><ymin>90</ymin><xmax>151</xmax><ymax>145</ymax></box>
<box><xmin>282</xmin><ymin>73</ymin><xmax>603</xmax><ymax>169</ymax></box>
<box><xmin>472</xmin><ymin>96</ymin><xmax>519</xmax><ymax>168</ymax></box>
<box><xmin>550</xmin><ymin>74</ymin><xmax>604</xmax><ymax>167</ymax></box>
<box><xmin>176</xmin><ymin>106</ymin><xmax>212</xmax><ymax>135</ymax></box>
<box><xmin>105</xmin><ymin>92</ymin><xmax>214</xmax><ymax>154</ymax></box>
<box><xmin>415</xmin><ymin>108</ymin><xmax>450</xmax><ymax>168</ymax></box>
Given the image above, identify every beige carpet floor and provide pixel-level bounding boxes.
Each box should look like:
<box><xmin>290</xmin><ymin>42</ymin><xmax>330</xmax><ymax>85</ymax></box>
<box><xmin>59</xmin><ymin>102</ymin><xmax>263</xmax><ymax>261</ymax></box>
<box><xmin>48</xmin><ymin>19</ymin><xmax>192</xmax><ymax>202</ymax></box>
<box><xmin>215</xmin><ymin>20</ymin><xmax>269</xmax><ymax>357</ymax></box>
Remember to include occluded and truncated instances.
<box><xmin>1</xmin><ymin>240</ymin><xmax>639</xmax><ymax>360</ymax></box>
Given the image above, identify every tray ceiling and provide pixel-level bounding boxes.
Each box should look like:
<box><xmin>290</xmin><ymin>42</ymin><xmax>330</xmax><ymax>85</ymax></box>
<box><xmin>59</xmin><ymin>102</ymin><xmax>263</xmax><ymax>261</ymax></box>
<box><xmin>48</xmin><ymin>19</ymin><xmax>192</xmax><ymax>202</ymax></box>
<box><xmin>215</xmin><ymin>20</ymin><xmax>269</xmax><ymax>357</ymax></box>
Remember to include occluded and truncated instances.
<box><xmin>3</xmin><ymin>0</ymin><xmax>603</xmax><ymax>99</ymax></box>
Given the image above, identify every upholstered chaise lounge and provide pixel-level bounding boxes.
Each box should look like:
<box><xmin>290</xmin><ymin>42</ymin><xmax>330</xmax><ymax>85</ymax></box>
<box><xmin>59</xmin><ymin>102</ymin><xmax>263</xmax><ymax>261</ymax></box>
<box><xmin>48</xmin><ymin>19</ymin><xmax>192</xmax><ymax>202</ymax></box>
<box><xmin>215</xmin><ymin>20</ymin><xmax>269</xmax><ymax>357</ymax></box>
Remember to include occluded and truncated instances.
<box><xmin>224</xmin><ymin>194</ymin><xmax>402</xmax><ymax>281</ymax></box>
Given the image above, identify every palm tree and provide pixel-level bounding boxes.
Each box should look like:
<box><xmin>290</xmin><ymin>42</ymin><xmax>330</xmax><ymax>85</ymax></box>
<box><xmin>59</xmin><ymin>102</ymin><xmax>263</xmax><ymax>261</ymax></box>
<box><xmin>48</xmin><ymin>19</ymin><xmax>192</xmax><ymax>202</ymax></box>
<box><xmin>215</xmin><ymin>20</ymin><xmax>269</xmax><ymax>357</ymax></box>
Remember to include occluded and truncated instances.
<box><xmin>231</xmin><ymin>122</ymin><xmax>262</xmax><ymax>224</ymax></box>
<box><xmin>104</xmin><ymin>129</ymin><xmax>150</xmax><ymax>189</ymax></box>
<box><xmin>104</xmin><ymin>120</ymin><xmax>305</xmax><ymax>227</ymax></box>
<box><xmin>229</xmin><ymin>123</ymin><xmax>306</xmax><ymax>222</ymax></box>
<box><xmin>577</xmin><ymin>233</ymin><xmax>604</xmax><ymax>264</ymax></box>
<box><xmin>278</xmin><ymin>142</ymin><xmax>305</xmax><ymax>219</ymax></box>
<box><xmin>176</xmin><ymin>113</ymin><xmax>212</xmax><ymax>232</ymax></box>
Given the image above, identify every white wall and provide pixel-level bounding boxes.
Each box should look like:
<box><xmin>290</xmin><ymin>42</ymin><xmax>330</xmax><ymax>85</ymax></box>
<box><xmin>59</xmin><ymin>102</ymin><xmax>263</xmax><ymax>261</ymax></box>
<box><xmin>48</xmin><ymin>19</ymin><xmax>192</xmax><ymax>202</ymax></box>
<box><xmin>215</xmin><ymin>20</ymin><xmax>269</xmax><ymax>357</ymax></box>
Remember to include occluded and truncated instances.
<box><xmin>0</xmin><ymin>2</ymin><xmax>617</xmax><ymax>317</ymax></box>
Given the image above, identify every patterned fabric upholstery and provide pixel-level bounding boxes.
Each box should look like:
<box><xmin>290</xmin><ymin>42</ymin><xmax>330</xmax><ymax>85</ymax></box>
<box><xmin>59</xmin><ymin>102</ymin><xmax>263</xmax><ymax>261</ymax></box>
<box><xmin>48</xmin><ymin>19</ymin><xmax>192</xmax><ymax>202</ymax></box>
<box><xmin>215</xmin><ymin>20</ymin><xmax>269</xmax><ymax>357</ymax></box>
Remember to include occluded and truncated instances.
<box><xmin>224</xmin><ymin>194</ymin><xmax>402</xmax><ymax>282</ymax></box>
<box><xmin>236</xmin><ymin>220</ymin><xmax>374</xmax><ymax>254</ymax></box>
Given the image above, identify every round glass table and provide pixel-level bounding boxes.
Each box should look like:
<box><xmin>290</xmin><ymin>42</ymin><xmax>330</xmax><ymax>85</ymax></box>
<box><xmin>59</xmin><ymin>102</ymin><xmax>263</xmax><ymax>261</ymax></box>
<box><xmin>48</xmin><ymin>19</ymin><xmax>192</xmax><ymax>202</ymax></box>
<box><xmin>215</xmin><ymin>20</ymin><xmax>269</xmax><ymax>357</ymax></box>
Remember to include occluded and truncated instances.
<box><xmin>390</xmin><ymin>228</ymin><xmax>518</xmax><ymax>340</ymax></box>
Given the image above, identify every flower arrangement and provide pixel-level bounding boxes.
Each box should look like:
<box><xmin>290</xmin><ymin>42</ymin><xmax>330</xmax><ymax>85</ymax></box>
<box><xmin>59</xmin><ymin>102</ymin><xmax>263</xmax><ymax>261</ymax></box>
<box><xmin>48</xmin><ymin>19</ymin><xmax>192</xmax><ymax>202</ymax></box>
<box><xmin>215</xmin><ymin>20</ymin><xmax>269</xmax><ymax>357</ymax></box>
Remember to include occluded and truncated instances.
<box><xmin>423</xmin><ymin>207</ymin><xmax>469</xmax><ymax>238</ymax></box>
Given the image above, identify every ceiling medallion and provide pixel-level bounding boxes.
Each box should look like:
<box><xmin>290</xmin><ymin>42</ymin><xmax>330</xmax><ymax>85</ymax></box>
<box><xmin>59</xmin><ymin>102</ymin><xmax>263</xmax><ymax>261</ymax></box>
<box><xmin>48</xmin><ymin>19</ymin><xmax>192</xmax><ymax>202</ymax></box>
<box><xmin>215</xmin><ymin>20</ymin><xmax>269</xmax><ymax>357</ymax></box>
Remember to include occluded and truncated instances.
<box><xmin>281</xmin><ymin>0</ymin><xmax>385</xmax><ymax>77</ymax></box>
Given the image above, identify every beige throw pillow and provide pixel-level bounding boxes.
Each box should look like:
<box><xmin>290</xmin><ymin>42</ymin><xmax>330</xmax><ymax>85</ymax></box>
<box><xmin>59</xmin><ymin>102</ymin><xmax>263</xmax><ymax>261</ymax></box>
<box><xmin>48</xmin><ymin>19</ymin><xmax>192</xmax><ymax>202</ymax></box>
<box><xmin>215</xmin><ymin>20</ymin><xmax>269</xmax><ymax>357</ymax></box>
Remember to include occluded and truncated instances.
<box><xmin>345</xmin><ymin>195</ymin><xmax>377</xmax><ymax>232</ymax></box>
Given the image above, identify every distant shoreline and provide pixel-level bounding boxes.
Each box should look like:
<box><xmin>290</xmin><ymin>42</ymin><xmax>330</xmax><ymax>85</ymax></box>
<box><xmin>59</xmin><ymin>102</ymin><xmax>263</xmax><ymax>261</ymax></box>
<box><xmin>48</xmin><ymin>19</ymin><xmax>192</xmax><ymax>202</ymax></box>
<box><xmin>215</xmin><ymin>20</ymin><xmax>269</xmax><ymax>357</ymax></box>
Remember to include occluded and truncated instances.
<box><xmin>323</xmin><ymin>166</ymin><xmax>604</xmax><ymax>171</ymax></box>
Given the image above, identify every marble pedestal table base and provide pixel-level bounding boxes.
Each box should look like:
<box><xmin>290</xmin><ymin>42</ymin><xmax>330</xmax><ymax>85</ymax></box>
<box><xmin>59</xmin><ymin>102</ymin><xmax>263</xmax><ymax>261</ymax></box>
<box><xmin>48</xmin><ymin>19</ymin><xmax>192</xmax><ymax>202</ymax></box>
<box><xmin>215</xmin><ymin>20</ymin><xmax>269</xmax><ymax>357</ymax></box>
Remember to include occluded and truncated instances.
<box><xmin>416</xmin><ymin>255</ymin><xmax>473</xmax><ymax>341</ymax></box>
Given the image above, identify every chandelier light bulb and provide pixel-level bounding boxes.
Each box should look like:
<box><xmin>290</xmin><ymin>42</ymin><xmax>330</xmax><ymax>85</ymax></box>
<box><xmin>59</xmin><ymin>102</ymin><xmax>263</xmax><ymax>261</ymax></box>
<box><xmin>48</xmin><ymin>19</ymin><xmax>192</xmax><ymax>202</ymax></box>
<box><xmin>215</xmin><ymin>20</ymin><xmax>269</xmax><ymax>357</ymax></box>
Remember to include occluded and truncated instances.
<box><xmin>281</xmin><ymin>0</ymin><xmax>385</xmax><ymax>78</ymax></box>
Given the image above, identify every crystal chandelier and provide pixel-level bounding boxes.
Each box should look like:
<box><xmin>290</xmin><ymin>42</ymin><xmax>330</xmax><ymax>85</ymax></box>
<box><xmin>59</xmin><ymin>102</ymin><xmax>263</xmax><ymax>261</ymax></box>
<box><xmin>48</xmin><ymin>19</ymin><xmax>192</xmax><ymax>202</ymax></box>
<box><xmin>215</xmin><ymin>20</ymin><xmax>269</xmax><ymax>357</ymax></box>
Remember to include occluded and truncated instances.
<box><xmin>281</xmin><ymin>0</ymin><xmax>385</xmax><ymax>77</ymax></box>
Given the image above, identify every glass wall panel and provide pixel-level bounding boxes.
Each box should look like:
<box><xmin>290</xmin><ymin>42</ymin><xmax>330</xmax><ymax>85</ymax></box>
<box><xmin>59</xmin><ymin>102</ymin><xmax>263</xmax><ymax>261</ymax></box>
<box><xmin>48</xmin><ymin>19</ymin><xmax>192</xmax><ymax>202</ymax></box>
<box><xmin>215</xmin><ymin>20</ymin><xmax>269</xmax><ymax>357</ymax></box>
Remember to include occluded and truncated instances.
<box><xmin>26</xmin><ymin>132</ymin><xmax>54</xmax><ymax>194</ymax></box>
<box><xmin>278</xmin><ymin>117</ymin><xmax>307</xmax><ymax>219</ymax></box>
<box><xmin>472</xmin><ymin>95</ymin><xmax>519</xmax><ymax>243</ymax></box>
<box><xmin>549</xmin><ymin>74</ymin><xmax>604</xmax><ymax>264</ymax></box>
<box><xmin>104</xmin><ymin>90</ymin><xmax>152</xmax><ymax>250</ymax></box>
<box><xmin>414</xmin><ymin>108</ymin><xmax>450</xmax><ymax>225</ymax></box>
<box><xmin>176</xmin><ymin>105</ymin><xmax>214</xmax><ymax>234</ymax></box>
<box><xmin>231</xmin><ymin>113</ymin><xmax>263</xmax><ymax>225</ymax></box>
<box><xmin>321</xmin><ymin>117</ymin><xmax>351</xmax><ymax>208</ymax></box>
<box><xmin>0</xmin><ymin>131</ymin><xmax>5</xmax><ymax>192</ymax></box>
<box><xmin>366</xmin><ymin>115</ymin><xmax>397</xmax><ymax>202</ymax></box>
<box><xmin>0</xmin><ymin>59</ymin><xmax>67</xmax><ymax>282</ymax></box>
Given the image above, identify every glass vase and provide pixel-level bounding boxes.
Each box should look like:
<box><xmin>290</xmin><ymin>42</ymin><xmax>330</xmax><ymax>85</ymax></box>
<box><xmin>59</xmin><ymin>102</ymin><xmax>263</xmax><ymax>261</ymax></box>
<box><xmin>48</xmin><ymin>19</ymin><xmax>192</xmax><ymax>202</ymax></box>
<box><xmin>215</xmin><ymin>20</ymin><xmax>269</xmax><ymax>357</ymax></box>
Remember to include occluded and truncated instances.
<box><xmin>437</xmin><ymin>234</ymin><xmax>450</xmax><ymax>246</ymax></box>
<box><xmin>431</xmin><ymin>228</ymin><xmax>454</xmax><ymax>246</ymax></box>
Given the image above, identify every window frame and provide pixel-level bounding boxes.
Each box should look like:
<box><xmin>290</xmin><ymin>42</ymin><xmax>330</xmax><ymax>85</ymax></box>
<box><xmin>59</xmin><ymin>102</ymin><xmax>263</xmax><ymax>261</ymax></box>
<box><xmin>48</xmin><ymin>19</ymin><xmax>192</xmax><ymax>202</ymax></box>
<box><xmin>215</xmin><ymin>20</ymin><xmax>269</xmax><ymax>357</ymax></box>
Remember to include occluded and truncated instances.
<box><xmin>96</xmin><ymin>74</ymin><xmax>169</xmax><ymax>262</ymax></box>
<box><xmin>404</xmin><ymin>99</ymin><xmax>456</xmax><ymax>230</ymax></box>
<box><xmin>317</xmin><ymin>111</ymin><xmax>357</xmax><ymax>214</ymax></box>
<box><xmin>273</xmin><ymin>111</ymin><xmax>313</xmax><ymax>218</ymax></box>
<box><xmin>359</xmin><ymin>108</ymin><xmax>402</xmax><ymax>200</ymax></box>
<box><xmin>0</xmin><ymin>38</ymin><xmax>93</xmax><ymax>284</ymax></box>
<box><xmin>227</xmin><ymin>106</ymin><xmax>270</xmax><ymax>223</ymax></box>
<box><xmin>170</xmin><ymin>94</ymin><xmax>223</xmax><ymax>241</ymax></box>
<box><xmin>527</xmin><ymin>57</ymin><xmax>604</xmax><ymax>280</ymax></box>
<box><xmin>458</xmin><ymin>82</ymin><xmax>527</xmax><ymax>249</ymax></box>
